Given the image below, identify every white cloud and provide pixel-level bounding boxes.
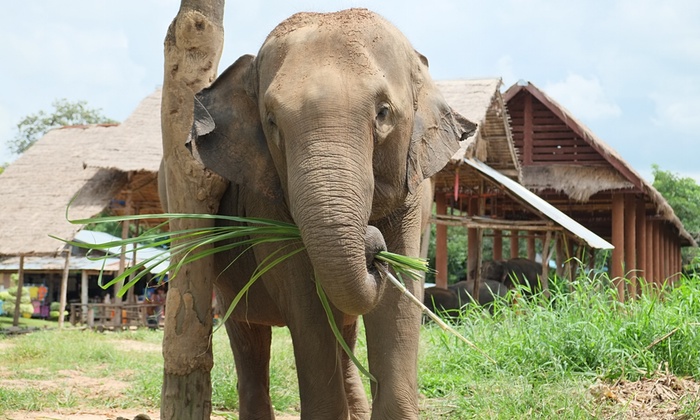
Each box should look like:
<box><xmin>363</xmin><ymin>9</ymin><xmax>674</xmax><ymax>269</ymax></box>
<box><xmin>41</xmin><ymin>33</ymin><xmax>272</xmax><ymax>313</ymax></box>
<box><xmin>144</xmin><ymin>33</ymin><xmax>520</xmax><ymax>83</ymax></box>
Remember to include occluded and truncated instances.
<box><xmin>544</xmin><ymin>74</ymin><xmax>622</xmax><ymax>121</ymax></box>
<box><xmin>650</xmin><ymin>84</ymin><xmax>700</xmax><ymax>134</ymax></box>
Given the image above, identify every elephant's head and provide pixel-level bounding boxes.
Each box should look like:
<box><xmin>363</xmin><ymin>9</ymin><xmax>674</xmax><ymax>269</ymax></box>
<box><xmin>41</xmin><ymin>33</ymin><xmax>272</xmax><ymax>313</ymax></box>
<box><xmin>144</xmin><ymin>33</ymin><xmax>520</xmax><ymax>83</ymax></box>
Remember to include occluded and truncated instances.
<box><xmin>188</xmin><ymin>9</ymin><xmax>475</xmax><ymax>316</ymax></box>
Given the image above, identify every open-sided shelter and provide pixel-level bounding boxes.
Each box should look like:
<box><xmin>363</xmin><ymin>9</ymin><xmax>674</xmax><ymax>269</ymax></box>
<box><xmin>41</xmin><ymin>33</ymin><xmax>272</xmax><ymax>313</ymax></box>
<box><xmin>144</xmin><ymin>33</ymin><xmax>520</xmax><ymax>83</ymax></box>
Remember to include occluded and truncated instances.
<box><xmin>504</xmin><ymin>81</ymin><xmax>696</xmax><ymax>300</ymax></box>
<box><xmin>431</xmin><ymin>79</ymin><xmax>613</xmax><ymax>295</ymax></box>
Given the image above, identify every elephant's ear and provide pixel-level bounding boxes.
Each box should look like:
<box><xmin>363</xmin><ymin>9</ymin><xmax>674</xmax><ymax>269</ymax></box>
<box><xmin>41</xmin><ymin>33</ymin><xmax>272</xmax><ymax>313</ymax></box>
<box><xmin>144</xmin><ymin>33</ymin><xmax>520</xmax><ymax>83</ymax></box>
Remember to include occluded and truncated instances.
<box><xmin>407</xmin><ymin>52</ymin><xmax>477</xmax><ymax>193</ymax></box>
<box><xmin>187</xmin><ymin>54</ymin><xmax>282</xmax><ymax>201</ymax></box>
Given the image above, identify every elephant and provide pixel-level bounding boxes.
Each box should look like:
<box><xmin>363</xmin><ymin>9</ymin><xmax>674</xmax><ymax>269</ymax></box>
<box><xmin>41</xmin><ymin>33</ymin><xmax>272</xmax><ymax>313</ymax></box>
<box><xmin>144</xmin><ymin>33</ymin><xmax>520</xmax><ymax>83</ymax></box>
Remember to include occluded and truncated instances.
<box><xmin>184</xmin><ymin>9</ymin><xmax>474</xmax><ymax>420</ymax></box>
<box><xmin>481</xmin><ymin>258</ymin><xmax>544</xmax><ymax>293</ymax></box>
<box><xmin>423</xmin><ymin>286</ymin><xmax>461</xmax><ymax>318</ymax></box>
<box><xmin>449</xmin><ymin>279</ymin><xmax>509</xmax><ymax>309</ymax></box>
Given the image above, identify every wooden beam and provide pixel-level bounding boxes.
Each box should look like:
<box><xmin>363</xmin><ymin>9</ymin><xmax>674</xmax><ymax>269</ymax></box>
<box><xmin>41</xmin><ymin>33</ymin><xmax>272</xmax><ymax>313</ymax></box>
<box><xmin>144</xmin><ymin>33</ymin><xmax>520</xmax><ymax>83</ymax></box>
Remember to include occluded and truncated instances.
<box><xmin>12</xmin><ymin>255</ymin><xmax>25</xmax><ymax>327</ymax></box>
<box><xmin>624</xmin><ymin>195</ymin><xmax>637</xmax><ymax>299</ymax></box>
<box><xmin>435</xmin><ymin>193</ymin><xmax>448</xmax><ymax>288</ymax></box>
<box><xmin>611</xmin><ymin>193</ymin><xmax>625</xmax><ymax>302</ymax></box>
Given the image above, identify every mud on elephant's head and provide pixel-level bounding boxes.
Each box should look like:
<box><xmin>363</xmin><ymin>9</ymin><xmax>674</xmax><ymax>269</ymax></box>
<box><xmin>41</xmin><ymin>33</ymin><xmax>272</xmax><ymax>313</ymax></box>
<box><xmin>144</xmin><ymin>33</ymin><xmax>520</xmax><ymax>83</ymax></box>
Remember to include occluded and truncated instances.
<box><xmin>188</xmin><ymin>9</ymin><xmax>475</xmax><ymax>315</ymax></box>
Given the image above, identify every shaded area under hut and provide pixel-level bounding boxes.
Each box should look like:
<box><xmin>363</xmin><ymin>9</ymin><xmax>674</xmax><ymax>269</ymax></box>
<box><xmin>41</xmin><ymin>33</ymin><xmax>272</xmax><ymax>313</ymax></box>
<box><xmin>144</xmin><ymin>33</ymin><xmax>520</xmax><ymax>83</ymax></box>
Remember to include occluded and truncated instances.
<box><xmin>432</xmin><ymin>79</ymin><xmax>613</xmax><ymax>301</ymax></box>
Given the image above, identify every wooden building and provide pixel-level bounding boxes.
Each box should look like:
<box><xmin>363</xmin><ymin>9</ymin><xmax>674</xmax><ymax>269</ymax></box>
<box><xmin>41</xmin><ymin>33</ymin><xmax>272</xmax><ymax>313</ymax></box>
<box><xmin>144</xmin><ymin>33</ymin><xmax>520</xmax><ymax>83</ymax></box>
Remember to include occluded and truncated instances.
<box><xmin>503</xmin><ymin>81</ymin><xmax>696</xmax><ymax>300</ymax></box>
<box><xmin>431</xmin><ymin>79</ymin><xmax>613</xmax><ymax>296</ymax></box>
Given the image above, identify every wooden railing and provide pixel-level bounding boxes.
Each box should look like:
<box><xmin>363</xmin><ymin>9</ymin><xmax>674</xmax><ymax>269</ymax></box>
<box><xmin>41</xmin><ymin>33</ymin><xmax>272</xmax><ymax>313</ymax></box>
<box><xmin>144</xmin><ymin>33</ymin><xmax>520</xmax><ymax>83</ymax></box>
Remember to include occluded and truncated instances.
<box><xmin>69</xmin><ymin>302</ymin><xmax>163</xmax><ymax>330</ymax></box>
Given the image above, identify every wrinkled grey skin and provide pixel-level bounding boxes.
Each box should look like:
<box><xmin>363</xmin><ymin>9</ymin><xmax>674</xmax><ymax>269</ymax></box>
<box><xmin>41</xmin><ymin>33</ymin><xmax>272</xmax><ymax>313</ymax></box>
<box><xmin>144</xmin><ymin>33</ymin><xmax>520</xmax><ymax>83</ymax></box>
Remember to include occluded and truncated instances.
<box><xmin>186</xmin><ymin>9</ymin><xmax>473</xmax><ymax>420</ymax></box>
<box><xmin>481</xmin><ymin>258</ymin><xmax>544</xmax><ymax>293</ymax></box>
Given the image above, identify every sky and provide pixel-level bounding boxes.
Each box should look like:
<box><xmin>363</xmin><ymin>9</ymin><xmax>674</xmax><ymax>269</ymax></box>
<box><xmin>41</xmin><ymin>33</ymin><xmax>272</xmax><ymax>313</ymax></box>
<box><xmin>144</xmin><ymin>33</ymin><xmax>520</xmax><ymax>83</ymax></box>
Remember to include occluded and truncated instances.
<box><xmin>1</xmin><ymin>1</ymin><xmax>699</xmax><ymax>184</ymax></box>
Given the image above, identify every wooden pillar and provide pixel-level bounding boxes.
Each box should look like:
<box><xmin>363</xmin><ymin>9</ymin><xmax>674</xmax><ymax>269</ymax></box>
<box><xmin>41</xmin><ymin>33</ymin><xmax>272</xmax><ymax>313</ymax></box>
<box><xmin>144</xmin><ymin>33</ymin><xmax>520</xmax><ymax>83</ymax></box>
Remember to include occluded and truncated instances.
<box><xmin>624</xmin><ymin>195</ymin><xmax>637</xmax><ymax>299</ymax></box>
<box><xmin>435</xmin><ymin>193</ymin><xmax>448</xmax><ymax>289</ymax></box>
<box><xmin>58</xmin><ymin>249</ymin><xmax>70</xmax><ymax>329</ymax></box>
<box><xmin>646</xmin><ymin>220</ymin><xmax>655</xmax><ymax>290</ymax></box>
<box><xmin>663</xmin><ymin>230</ymin><xmax>670</xmax><ymax>286</ymax></box>
<box><xmin>493</xmin><ymin>230</ymin><xmax>503</xmax><ymax>261</ymax></box>
<box><xmin>12</xmin><ymin>255</ymin><xmax>26</xmax><ymax>327</ymax></box>
<box><xmin>81</xmin><ymin>270</ymin><xmax>89</xmax><ymax>324</ymax></box>
<box><xmin>526</xmin><ymin>233</ymin><xmax>536</xmax><ymax>261</ymax></box>
<box><xmin>467</xmin><ymin>227</ymin><xmax>479</xmax><ymax>281</ymax></box>
<box><xmin>540</xmin><ymin>231</ymin><xmax>552</xmax><ymax>298</ymax></box>
<box><xmin>611</xmin><ymin>193</ymin><xmax>625</xmax><ymax>301</ymax></box>
<box><xmin>635</xmin><ymin>199</ymin><xmax>647</xmax><ymax>293</ymax></box>
<box><xmin>653</xmin><ymin>221</ymin><xmax>662</xmax><ymax>289</ymax></box>
<box><xmin>510</xmin><ymin>230</ymin><xmax>520</xmax><ymax>259</ymax></box>
<box><xmin>555</xmin><ymin>234</ymin><xmax>565</xmax><ymax>278</ymax></box>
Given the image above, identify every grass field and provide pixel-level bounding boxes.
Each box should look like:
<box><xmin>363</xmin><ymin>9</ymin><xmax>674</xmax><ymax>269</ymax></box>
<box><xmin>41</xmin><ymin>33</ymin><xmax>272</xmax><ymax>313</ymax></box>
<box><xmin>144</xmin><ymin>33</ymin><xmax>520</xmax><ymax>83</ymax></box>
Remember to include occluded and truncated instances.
<box><xmin>1</xmin><ymin>272</ymin><xmax>699</xmax><ymax>419</ymax></box>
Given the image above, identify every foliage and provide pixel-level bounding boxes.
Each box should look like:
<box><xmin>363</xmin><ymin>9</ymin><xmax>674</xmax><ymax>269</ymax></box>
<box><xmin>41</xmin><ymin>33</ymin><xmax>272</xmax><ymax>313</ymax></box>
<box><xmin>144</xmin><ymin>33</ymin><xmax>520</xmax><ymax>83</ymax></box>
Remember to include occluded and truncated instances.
<box><xmin>7</xmin><ymin>99</ymin><xmax>116</xmax><ymax>155</ymax></box>
<box><xmin>652</xmin><ymin>164</ymin><xmax>700</xmax><ymax>236</ymax></box>
<box><xmin>652</xmin><ymin>164</ymin><xmax>700</xmax><ymax>265</ymax></box>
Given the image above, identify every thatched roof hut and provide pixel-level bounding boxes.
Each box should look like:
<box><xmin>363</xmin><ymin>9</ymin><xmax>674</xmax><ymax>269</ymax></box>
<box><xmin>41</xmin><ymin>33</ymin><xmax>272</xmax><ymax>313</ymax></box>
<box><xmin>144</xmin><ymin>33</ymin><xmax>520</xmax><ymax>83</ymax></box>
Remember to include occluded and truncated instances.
<box><xmin>0</xmin><ymin>89</ymin><xmax>163</xmax><ymax>258</ymax></box>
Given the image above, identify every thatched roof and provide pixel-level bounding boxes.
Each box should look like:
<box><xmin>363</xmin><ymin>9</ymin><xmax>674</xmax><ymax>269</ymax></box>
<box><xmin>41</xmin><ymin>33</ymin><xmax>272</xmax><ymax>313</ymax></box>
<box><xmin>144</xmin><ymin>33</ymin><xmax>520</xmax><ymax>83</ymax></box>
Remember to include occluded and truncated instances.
<box><xmin>0</xmin><ymin>90</ymin><xmax>164</xmax><ymax>257</ymax></box>
<box><xmin>503</xmin><ymin>81</ymin><xmax>696</xmax><ymax>246</ymax></box>
<box><xmin>436</xmin><ymin>79</ymin><xmax>520</xmax><ymax>179</ymax></box>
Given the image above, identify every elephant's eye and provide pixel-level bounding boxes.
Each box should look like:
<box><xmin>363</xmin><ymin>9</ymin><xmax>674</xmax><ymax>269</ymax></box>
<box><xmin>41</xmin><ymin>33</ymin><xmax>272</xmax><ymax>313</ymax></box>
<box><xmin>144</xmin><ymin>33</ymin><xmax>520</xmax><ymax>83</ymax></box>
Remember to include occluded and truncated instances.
<box><xmin>267</xmin><ymin>113</ymin><xmax>277</xmax><ymax>128</ymax></box>
<box><xmin>375</xmin><ymin>103</ymin><xmax>393</xmax><ymax>140</ymax></box>
<box><xmin>376</xmin><ymin>105</ymin><xmax>390</xmax><ymax>122</ymax></box>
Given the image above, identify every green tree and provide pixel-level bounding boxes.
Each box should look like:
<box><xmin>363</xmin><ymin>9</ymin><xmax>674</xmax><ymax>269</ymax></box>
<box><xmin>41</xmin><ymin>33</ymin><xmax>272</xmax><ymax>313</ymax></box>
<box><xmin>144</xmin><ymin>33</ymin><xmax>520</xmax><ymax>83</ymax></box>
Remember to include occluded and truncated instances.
<box><xmin>7</xmin><ymin>99</ymin><xmax>116</xmax><ymax>154</ymax></box>
<box><xmin>652</xmin><ymin>164</ymin><xmax>700</xmax><ymax>264</ymax></box>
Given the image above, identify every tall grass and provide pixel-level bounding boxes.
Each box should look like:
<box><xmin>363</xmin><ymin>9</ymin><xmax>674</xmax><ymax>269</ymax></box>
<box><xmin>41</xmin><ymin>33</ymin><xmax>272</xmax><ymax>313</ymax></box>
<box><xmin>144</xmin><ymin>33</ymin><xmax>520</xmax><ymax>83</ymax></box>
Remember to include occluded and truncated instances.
<box><xmin>2</xmin><ymin>272</ymin><xmax>698</xmax><ymax>418</ymax></box>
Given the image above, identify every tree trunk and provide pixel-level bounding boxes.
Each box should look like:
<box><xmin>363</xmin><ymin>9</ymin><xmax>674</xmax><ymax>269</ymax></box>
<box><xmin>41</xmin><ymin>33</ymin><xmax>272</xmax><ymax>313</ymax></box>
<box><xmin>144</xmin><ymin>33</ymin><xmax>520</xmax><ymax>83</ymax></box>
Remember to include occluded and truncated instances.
<box><xmin>160</xmin><ymin>1</ymin><xmax>227</xmax><ymax>418</ymax></box>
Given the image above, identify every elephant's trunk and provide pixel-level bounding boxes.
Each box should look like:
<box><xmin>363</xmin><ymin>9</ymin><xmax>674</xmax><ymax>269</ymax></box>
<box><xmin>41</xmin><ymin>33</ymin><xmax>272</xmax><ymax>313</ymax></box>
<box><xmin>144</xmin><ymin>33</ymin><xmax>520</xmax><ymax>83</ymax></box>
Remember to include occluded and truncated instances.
<box><xmin>287</xmin><ymin>129</ymin><xmax>384</xmax><ymax>316</ymax></box>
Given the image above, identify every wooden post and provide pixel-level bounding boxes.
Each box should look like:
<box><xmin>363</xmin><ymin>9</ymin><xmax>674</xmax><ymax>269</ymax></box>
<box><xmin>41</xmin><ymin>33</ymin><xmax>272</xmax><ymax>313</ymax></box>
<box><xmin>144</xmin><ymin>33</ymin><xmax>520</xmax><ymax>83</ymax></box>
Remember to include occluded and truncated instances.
<box><xmin>58</xmin><ymin>249</ymin><xmax>70</xmax><ymax>329</ymax></box>
<box><xmin>470</xmin><ymin>191</ymin><xmax>485</xmax><ymax>299</ymax></box>
<box><xmin>646</xmin><ymin>220</ymin><xmax>655</xmax><ymax>290</ymax></box>
<box><xmin>12</xmin><ymin>255</ymin><xmax>26</xmax><ymax>327</ymax></box>
<box><xmin>493</xmin><ymin>230</ymin><xmax>503</xmax><ymax>262</ymax></box>
<box><xmin>636</xmin><ymin>199</ymin><xmax>647</xmax><ymax>292</ymax></box>
<box><xmin>555</xmin><ymin>234</ymin><xmax>565</xmax><ymax>278</ymax></box>
<box><xmin>540</xmin><ymin>231</ymin><xmax>552</xmax><ymax>298</ymax></box>
<box><xmin>510</xmin><ymin>230</ymin><xmax>519</xmax><ymax>259</ymax></box>
<box><xmin>611</xmin><ymin>193</ymin><xmax>625</xmax><ymax>302</ymax></box>
<box><xmin>435</xmin><ymin>192</ymin><xmax>448</xmax><ymax>289</ymax></box>
<box><xmin>81</xmin><ymin>270</ymin><xmax>89</xmax><ymax>324</ymax></box>
<box><xmin>624</xmin><ymin>194</ymin><xmax>637</xmax><ymax>299</ymax></box>
<box><xmin>526</xmin><ymin>233</ymin><xmax>536</xmax><ymax>261</ymax></box>
<box><xmin>653</xmin><ymin>221</ymin><xmax>662</xmax><ymax>289</ymax></box>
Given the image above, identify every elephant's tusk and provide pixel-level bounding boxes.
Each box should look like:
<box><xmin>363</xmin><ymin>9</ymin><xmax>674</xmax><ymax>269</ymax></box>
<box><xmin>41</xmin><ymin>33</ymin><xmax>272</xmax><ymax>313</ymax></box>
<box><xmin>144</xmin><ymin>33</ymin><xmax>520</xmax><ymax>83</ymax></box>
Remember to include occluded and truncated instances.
<box><xmin>375</xmin><ymin>263</ymin><xmax>497</xmax><ymax>365</ymax></box>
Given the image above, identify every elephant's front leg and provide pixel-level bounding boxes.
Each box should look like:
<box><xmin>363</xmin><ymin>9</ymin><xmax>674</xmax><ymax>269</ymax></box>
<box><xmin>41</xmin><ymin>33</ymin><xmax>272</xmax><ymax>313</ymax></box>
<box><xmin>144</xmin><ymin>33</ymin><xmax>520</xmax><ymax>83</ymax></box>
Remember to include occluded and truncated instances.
<box><xmin>223</xmin><ymin>319</ymin><xmax>274</xmax><ymax>420</ymax></box>
<box><xmin>341</xmin><ymin>320</ymin><xmax>370</xmax><ymax>420</ymax></box>
<box><xmin>364</xmin><ymin>197</ymin><xmax>424</xmax><ymax>420</ymax></box>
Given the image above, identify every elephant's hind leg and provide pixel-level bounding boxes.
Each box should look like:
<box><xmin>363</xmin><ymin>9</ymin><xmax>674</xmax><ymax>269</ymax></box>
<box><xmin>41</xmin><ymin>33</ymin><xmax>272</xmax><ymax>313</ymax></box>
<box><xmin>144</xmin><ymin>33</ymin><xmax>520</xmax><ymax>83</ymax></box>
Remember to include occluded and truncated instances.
<box><xmin>224</xmin><ymin>320</ymin><xmax>275</xmax><ymax>420</ymax></box>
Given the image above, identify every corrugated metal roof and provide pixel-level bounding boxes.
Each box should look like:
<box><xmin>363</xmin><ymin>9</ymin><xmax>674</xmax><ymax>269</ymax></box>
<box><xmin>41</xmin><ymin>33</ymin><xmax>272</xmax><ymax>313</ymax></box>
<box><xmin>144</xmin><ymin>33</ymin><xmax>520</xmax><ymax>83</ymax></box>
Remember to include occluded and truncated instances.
<box><xmin>463</xmin><ymin>158</ymin><xmax>614</xmax><ymax>250</ymax></box>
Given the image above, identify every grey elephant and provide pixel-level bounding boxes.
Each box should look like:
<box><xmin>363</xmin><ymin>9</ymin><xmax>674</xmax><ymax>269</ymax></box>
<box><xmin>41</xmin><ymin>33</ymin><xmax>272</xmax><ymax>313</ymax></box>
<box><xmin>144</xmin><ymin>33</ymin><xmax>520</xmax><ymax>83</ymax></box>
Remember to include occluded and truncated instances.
<box><xmin>449</xmin><ymin>279</ymin><xmax>509</xmax><ymax>309</ymax></box>
<box><xmin>482</xmin><ymin>258</ymin><xmax>544</xmax><ymax>293</ymax></box>
<box><xmin>185</xmin><ymin>9</ymin><xmax>473</xmax><ymax>420</ymax></box>
<box><xmin>423</xmin><ymin>286</ymin><xmax>461</xmax><ymax>318</ymax></box>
